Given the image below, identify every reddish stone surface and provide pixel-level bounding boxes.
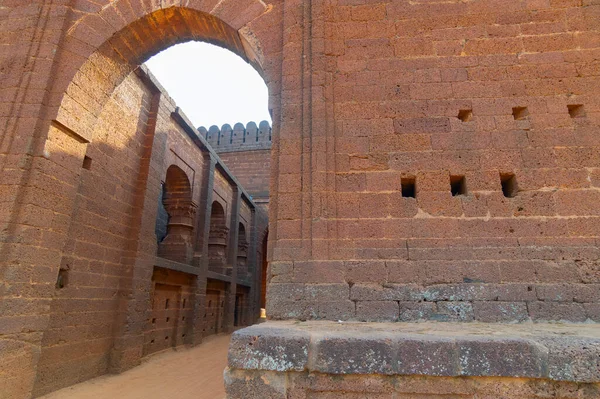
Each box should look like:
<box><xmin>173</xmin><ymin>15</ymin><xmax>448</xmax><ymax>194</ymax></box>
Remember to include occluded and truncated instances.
<box><xmin>2</xmin><ymin>0</ymin><xmax>600</xmax><ymax>398</ymax></box>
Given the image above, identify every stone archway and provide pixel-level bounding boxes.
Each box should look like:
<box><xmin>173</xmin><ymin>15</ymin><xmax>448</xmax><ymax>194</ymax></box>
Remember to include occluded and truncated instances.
<box><xmin>2</xmin><ymin>3</ymin><xmax>284</xmax><ymax>399</ymax></box>
<box><xmin>50</xmin><ymin>5</ymin><xmax>274</xmax><ymax>145</ymax></box>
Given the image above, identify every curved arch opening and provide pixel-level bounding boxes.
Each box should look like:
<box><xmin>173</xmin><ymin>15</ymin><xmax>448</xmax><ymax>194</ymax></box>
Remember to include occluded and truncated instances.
<box><xmin>145</xmin><ymin>42</ymin><xmax>270</xmax><ymax>128</ymax></box>
<box><xmin>52</xmin><ymin>6</ymin><xmax>270</xmax><ymax>142</ymax></box>
<box><xmin>157</xmin><ymin>165</ymin><xmax>196</xmax><ymax>264</ymax></box>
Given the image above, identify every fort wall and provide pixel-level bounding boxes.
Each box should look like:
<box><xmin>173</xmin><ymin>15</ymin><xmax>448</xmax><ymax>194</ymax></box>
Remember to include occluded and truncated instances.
<box><xmin>201</xmin><ymin>122</ymin><xmax>272</xmax><ymax>209</ymax></box>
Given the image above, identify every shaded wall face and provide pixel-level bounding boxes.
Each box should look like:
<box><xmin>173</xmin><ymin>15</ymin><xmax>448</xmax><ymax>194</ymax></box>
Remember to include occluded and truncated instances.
<box><xmin>30</xmin><ymin>66</ymin><xmax>267</xmax><ymax>395</ymax></box>
<box><xmin>267</xmin><ymin>2</ymin><xmax>600</xmax><ymax>324</ymax></box>
<box><xmin>33</xmin><ymin>75</ymin><xmax>154</xmax><ymax>397</ymax></box>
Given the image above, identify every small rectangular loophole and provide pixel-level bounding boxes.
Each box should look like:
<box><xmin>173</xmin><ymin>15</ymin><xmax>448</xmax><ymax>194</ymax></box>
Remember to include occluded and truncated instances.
<box><xmin>165</xmin><ymin>299</ymin><xmax>170</xmax><ymax>309</ymax></box>
<box><xmin>500</xmin><ymin>173</ymin><xmax>518</xmax><ymax>198</ymax></box>
<box><xmin>450</xmin><ymin>175</ymin><xmax>467</xmax><ymax>196</ymax></box>
<box><xmin>567</xmin><ymin>104</ymin><xmax>585</xmax><ymax>118</ymax></box>
<box><xmin>401</xmin><ymin>177</ymin><xmax>416</xmax><ymax>198</ymax></box>
<box><xmin>55</xmin><ymin>269</ymin><xmax>68</xmax><ymax>289</ymax></box>
<box><xmin>82</xmin><ymin>155</ymin><xmax>92</xmax><ymax>170</ymax></box>
<box><xmin>512</xmin><ymin>107</ymin><xmax>529</xmax><ymax>120</ymax></box>
<box><xmin>457</xmin><ymin>109</ymin><xmax>473</xmax><ymax>122</ymax></box>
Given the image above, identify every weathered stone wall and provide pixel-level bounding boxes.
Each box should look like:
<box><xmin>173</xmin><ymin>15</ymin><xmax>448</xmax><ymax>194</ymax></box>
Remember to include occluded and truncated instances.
<box><xmin>226</xmin><ymin>371</ymin><xmax>600</xmax><ymax>399</ymax></box>
<box><xmin>31</xmin><ymin>67</ymin><xmax>156</xmax><ymax>396</ymax></box>
<box><xmin>2</xmin><ymin>1</ymin><xmax>600</xmax><ymax>398</ymax></box>
<box><xmin>25</xmin><ymin>67</ymin><xmax>268</xmax><ymax>397</ymax></box>
<box><xmin>267</xmin><ymin>0</ymin><xmax>600</xmax><ymax>324</ymax></box>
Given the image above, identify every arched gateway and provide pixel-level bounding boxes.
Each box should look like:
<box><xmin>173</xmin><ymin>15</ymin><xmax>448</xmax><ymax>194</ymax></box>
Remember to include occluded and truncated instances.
<box><xmin>2</xmin><ymin>1</ymin><xmax>600</xmax><ymax>399</ymax></box>
<box><xmin>1</xmin><ymin>2</ymin><xmax>283</xmax><ymax>398</ymax></box>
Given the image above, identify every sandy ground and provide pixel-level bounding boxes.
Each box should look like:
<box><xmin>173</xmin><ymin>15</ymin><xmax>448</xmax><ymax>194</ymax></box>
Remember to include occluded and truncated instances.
<box><xmin>40</xmin><ymin>334</ymin><xmax>232</xmax><ymax>399</ymax></box>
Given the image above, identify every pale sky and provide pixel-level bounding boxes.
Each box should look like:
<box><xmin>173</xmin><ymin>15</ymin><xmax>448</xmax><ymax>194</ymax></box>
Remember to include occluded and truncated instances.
<box><xmin>145</xmin><ymin>41</ymin><xmax>271</xmax><ymax>129</ymax></box>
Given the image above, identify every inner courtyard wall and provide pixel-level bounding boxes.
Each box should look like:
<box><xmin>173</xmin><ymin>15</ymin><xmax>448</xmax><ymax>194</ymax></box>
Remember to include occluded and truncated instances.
<box><xmin>202</xmin><ymin>122</ymin><xmax>273</xmax><ymax>210</ymax></box>
<box><xmin>28</xmin><ymin>67</ymin><xmax>268</xmax><ymax>397</ymax></box>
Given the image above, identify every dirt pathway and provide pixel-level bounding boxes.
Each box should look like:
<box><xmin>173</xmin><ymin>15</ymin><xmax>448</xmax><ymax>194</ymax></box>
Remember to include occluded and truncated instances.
<box><xmin>40</xmin><ymin>334</ymin><xmax>232</xmax><ymax>399</ymax></box>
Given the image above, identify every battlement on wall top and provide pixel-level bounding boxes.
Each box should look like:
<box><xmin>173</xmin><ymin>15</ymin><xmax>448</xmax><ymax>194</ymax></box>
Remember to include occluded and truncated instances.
<box><xmin>198</xmin><ymin>120</ymin><xmax>272</xmax><ymax>153</ymax></box>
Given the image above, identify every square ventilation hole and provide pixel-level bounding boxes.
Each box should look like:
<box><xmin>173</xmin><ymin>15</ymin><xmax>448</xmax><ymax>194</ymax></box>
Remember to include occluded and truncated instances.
<box><xmin>401</xmin><ymin>177</ymin><xmax>416</xmax><ymax>198</ymax></box>
<box><xmin>450</xmin><ymin>175</ymin><xmax>467</xmax><ymax>196</ymax></box>
<box><xmin>567</xmin><ymin>104</ymin><xmax>586</xmax><ymax>119</ymax></box>
<box><xmin>82</xmin><ymin>155</ymin><xmax>92</xmax><ymax>170</ymax></box>
<box><xmin>457</xmin><ymin>109</ymin><xmax>473</xmax><ymax>122</ymax></box>
<box><xmin>512</xmin><ymin>107</ymin><xmax>529</xmax><ymax>120</ymax></box>
<box><xmin>500</xmin><ymin>173</ymin><xmax>518</xmax><ymax>198</ymax></box>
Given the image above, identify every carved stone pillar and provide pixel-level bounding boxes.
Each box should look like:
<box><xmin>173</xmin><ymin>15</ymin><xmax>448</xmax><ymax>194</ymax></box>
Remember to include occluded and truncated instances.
<box><xmin>158</xmin><ymin>198</ymin><xmax>197</xmax><ymax>264</ymax></box>
<box><xmin>208</xmin><ymin>225</ymin><xmax>230</xmax><ymax>275</ymax></box>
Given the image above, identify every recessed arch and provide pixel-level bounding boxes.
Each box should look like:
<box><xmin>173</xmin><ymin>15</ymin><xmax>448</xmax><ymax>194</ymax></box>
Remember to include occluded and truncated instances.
<box><xmin>163</xmin><ymin>165</ymin><xmax>192</xmax><ymax>201</ymax></box>
<box><xmin>157</xmin><ymin>165</ymin><xmax>196</xmax><ymax>264</ymax></box>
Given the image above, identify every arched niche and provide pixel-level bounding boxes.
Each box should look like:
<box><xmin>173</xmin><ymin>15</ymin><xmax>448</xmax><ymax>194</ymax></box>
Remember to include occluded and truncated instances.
<box><xmin>157</xmin><ymin>165</ymin><xmax>197</xmax><ymax>264</ymax></box>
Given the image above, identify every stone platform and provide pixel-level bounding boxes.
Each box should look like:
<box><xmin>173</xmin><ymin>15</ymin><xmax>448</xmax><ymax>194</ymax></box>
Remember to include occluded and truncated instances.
<box><xmin>225</xmin><ymin>321</ymin><xmax>600</xmax><ymax>398</ymax></box>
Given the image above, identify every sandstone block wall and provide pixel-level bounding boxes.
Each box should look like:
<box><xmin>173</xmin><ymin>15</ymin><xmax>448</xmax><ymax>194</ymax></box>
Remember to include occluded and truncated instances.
<box><xmin>3</xmin><ymin>0</ymin><xmax>600</xmax><ymax>398</ymax></box>
<box><xmin>25</xmin><ymin>67</ymin><xmax>268</xmax><ymax>397</ymax></box>
<box><xmin>267</xmin><ymin>0</ymin><xmax>600</xmax><ymax>324</ymax></box>
<box><xmin>0</xmin><ymin>2</ymin><xmax>283</xmax><ymax>397</ymax></box>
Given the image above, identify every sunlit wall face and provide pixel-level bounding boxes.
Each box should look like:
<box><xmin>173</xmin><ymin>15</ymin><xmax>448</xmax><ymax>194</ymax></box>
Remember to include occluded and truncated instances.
<box><xmin>145</xmin><ymin>41</ymin><xmax>271</xmax><ymax>128</ymax></box>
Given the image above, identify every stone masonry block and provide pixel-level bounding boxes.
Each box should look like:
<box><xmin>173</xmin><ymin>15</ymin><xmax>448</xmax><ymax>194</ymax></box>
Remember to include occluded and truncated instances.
<box><xmin>434</xmin><ymin>302</ymin><xmax>475</xmax><ymax>322</ymax></box>
<box><xmin>457</xmin><ymin>338</ymin><xmax>548</xmax><ymax>378</ymax></box>
<box><xmin>355</xmin><ymin>301</ymin><xmax>399</xmax><ymax>322</ymax></box>
<box><xmin>350</xmin><ymin>284</ymin><xmax>422</xmax><ymax>302</ymax></box>
<box><xmin>312</xmin><ymin>334</ymin><xmax>397</xmax><ymax>375</ymax></box>
<box><xmin>316</xmin><ymin>301</ymin><xmax>355</xmax><ymax>321</ymax></box>
<box><xmin>398</xmin><ymin>302</ymin><xmax>436</xmax><ymax>321</ymax></box>
<box><xmin>224</xmin><ymin>369</ymin><xmax>287</xmax><ymax>399</ymax></box>
<box><xmin>472</xmin><ymin>301</ymin><xmax>529</xmax><ymax>323</ymax></box>
<box><xmin>228</xmin><ymin>326</ymin><xmax>309</xmax><ymax>372</ymax></box>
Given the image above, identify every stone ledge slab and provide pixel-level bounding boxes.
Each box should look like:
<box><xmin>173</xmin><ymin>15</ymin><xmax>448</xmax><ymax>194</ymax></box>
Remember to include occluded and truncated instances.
<box><xmin>228</xmin><ymin>321</ymin><xmax>600</xmax><ymax>383</ymax></box>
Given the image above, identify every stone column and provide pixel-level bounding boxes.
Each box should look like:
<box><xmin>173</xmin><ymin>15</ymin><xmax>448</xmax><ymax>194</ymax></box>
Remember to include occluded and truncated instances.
<box><xmin>157</xmin><ymin>198</ymin><xmax>197</xmax><ymax>264</ymax></box>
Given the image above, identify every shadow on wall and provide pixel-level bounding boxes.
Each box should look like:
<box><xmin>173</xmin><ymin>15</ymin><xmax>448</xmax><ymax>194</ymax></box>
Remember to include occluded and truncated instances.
<box><xmin>25</xmin><ymin>72</ymin><xmax>268</xmax><ymax>397</ymax></box>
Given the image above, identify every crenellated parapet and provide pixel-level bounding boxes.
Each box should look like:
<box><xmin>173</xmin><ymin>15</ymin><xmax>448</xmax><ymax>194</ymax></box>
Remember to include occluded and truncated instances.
<box><xmin>198</xmin><ymin>120</ymin><xmax>271</xmax><ymax>153</ymax></box>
